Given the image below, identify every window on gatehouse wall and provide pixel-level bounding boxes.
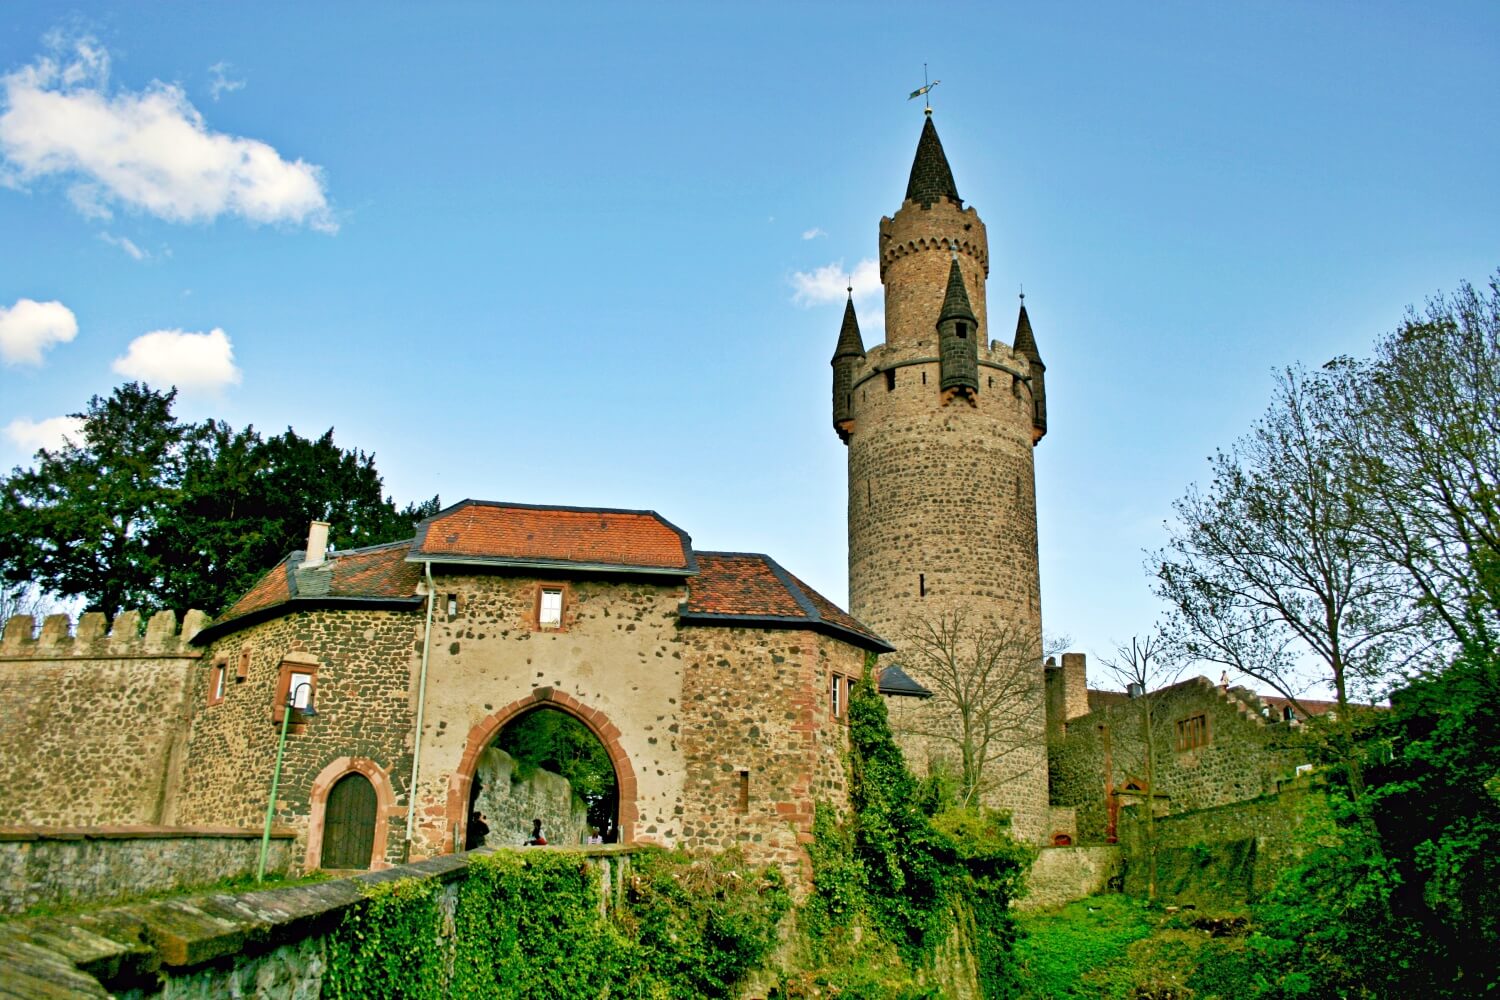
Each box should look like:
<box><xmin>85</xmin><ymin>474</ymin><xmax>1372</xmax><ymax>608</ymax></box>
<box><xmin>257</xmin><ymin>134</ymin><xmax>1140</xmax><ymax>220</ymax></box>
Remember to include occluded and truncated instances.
<box><xmin>208</xmin><ymin>656</ymin><xmax>228</xmax><ymax>706</ymax></box>
<box><xmin>538</xmin><ymin>587</ymin><xmax>563</xmax><ymax>629</ymax></box>
<box><xmin>1175</xmin><ymin>713</ymin><xmax>1209</xmax><ymax>752</ymax></box>
<box><xmin>829</xmin><ymin>673</ymin><xmax>856</xmax><ymax>721</ymax></box>
<box><xmin>274</xmin><ymin>655</ymin><xmax>319</xmax><ymax>725</ymax></box>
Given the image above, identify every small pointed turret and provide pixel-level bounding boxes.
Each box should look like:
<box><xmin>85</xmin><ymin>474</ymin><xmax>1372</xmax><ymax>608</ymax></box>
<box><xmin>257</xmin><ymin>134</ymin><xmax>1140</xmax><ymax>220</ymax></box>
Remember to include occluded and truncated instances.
<box><xmin>1014</xmin><ymin>294</ymin><xmax>1047</xmax><ymax>443</ymax></box>
<box><xmin>937</xmin><ymin>254</ymin><xmax>979</xmax><ymax>399</ymax></box>
<box><xmin>905</xmin><ymin>115</ymin><xmax>962</xmax><ymax>209</ymax></box>
<box><xmin>831</xmin><ymin>287</ymin><xmax>865</xmax><ymax>442</ymax></box>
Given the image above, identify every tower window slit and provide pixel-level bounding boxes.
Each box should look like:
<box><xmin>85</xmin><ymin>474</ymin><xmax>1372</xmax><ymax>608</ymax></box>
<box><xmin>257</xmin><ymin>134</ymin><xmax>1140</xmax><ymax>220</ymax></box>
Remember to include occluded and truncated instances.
<box><xmin>922</xmin><ymin>370</ymin><xmax>927</xmax><ymax>385</ymax></box>
<box><xmin>957</xmin><ymin>322</ymin><xmax>968</xmax><ymax>340</ymax></box>
<box><xmin>885</xmin><ymin>369</ymin><xmax>896</xmax><ymax>391</ymax></box>
<box><xmin>919</xmin><ymin>573</ymin><xmax>926</xmax><ymax>597</ymax></box>
<box><xmin>737</xmin><ymin>770</ymin><xmax>750</xmax><ymax>813</ymax></box>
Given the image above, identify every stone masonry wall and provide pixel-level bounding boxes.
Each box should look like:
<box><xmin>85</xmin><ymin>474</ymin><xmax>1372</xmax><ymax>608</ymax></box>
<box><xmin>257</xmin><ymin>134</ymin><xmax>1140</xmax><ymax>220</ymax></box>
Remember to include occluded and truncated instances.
<box><xmin>174</xmin><ymin>608</ymin><xmax>420</xmax><ymax>868</ymax></box>
<box><xmin>0</xmin><ymin>611</ymin><xmax>207</xmax><ymax>827</ymax></box>
<box><xmin>408</xmin><ymin>572</ymin><xmax>689</xmax><ymax>857</ymax></box>
<box><xmin>1116</xmin><ymin>781</ymin><xmax>1327</xmax><ymax>904</ymax></box>
<box><xmin>1020</xmin><ymin>845</ymin><xmax>1124</xmax><ymax>911</ymax></box>
<box><xmin>0</xmin><ymin>826</ymin><xmax>295</xmax><ymax>914</ymax></box>
<box><xmin>1049</xmin><ymin>677</ymin><xmax>1303</xmax><ymax>844</ymax></box>
<box><xmin>0</xmin><ymin>846</ymin><xmax>640</xmax><ymax>999</ymax></box>
<box><xmin>677</xmin><ymin>628</ymin><xmax>858</xmax><ymax>881</ymax></box>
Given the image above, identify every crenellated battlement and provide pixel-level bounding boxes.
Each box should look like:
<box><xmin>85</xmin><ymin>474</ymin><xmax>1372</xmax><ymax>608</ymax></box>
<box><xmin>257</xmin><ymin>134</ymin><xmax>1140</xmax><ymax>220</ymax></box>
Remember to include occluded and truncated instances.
<box><xmin>0</xmin><ymin>609</ymin><xmax>210</xmax><ymax>659</ymax></box>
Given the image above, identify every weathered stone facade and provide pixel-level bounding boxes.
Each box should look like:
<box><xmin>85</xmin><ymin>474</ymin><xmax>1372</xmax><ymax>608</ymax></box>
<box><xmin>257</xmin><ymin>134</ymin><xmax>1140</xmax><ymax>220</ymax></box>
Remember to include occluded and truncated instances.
<box><xmin>0</xmin><ymin>611</ymin><xmax>208</xmax><ymax>827</ymax></box>
<box><xmin>1048</xmin><ymin>668</ymin><xmax>1304</xmax><ymax>844</ymax></box>
<box><xmin>173</xmin><ymin>607</ymin><xmax>419</xmax><ymax>868</ymax></box>
<box><xmin>837</xmin><ymin>114</ymin><xmax>1050</xmax><ymax>842</ymax></box>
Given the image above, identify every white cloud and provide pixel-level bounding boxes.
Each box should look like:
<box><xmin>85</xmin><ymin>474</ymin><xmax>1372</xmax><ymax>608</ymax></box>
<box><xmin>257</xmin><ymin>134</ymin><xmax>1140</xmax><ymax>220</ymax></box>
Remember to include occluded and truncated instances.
<box><xmin>790</xmin><ymin>257</ymin><xmax>881</xmax><ymax>306</ymax></box>
<box><xmin>98</xmin><ymin>230</ymin><xmax>147</xmax><ymax>260</ymax></box>
<box><xmin>0</xmin><ymin>297</ymin><xmax>78</xmax><ymax>364</ymax></box>
<box><xmin>112</xmin><ymin>327</ymin><xmax>242</xmax><ymax>392</ymax></box>
<box><xmin>801</xmin><ymin>227</ymin><xmax>826</xmax><ymax>240</ymax></box>
<box><xmin>0</xmin><ymin>36</ymin><xmax>334</xmax><ymax>231</ymax></box>
<box><xmin>4</xmin><ymin>415</ymin><xmax>84</xmax><ymax>454</ymax></box>
<box><xmin>207</xmin><ymin>61</ymin><xmax>245</xmax><ymax>102</ymax></box>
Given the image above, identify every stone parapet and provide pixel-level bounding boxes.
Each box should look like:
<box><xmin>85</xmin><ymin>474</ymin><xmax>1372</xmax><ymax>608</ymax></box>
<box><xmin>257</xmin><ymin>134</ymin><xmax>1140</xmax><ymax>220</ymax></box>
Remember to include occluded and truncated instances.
<box><xmin>0</xmin><ymin>825</ymin><xmax>296</xmax><ymax>915</ymax></box>
<box><xmin>0</xmin><ymin>845</ymin><xmax>641</xmax><ymax>997</ymax></box>
<box><xmin>0</xmin><ymin>610</ymin><xmax>210</xmax><ymax>659</ymax></box>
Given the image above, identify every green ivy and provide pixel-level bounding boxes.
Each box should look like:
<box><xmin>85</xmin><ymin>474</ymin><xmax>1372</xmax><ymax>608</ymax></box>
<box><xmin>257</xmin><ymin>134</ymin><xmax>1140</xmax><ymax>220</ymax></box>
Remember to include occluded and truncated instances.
<box><xmin>325</xmin><ymin>877</ymin><xmax>446</xmax><ymax>1000</ymax></box>
<box><xmin>800</xmin><ymin>652</ymin><xmax>1033</xmax><ymax>998</ymax></box>
<box><xmin>321</xmin><ymin>848</ymin><xmax>787</xmax><ymax>1000</ymax></box>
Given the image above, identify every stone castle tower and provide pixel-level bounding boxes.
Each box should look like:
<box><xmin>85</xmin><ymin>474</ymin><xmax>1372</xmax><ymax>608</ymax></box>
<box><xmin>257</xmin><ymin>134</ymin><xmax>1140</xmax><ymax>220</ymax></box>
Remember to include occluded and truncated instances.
<box><xmin>831</xmin><ymin>110</ymin><xmax>1050</xmax><ymax>843</ymax></box>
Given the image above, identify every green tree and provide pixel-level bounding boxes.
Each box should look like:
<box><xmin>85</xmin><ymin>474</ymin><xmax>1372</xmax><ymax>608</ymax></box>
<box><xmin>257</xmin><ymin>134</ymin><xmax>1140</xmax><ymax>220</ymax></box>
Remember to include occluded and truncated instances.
<box><xmin>0</xmin><ymin>383</ymin><xmax>190</xmax><ymax>619</ymax></box>
<box><xmin>154</xmin><ymin>424</ymin><xmax>439</xmax><ymax>614</ymax></box>
<box><xmin>0</xmin><ymin>383</ymin><xmax>439</xmax><ymax>618</ymax></box>
<box><xmin>1153</xmin><ymin>366</ymin><xmax>1425</xmax><ymax>797</ymax></box>
<box><xmin>1331</xmin><ymin>272</ymin><xmax>1500</xmax><ymax>657</ymax></box>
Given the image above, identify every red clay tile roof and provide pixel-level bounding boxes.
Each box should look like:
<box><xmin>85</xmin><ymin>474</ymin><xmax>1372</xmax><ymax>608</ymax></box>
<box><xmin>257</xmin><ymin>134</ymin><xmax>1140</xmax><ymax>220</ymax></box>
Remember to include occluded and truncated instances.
<box><xmin>202</xmin><ymin>540</ymin><xmax>422</xmax><ymax>643</ymax></box>
<box><xmin>410</xmin><ymin>500</ymin><xmax>694</xmax><ymax>573</ymax></box>
<box><xmin>197</xmin><ymin>503</ymin><xmax>885</xmax><ymax>652</ymax></box>
<box><xmin>222</xmin><ymin>556</ymin><xmax>292</xmax><ymax>620</ymax></box>
<box><xmin>683</xmin><ymin>552</ymin><xmax>892</xmax><ymax>652</ymax></box>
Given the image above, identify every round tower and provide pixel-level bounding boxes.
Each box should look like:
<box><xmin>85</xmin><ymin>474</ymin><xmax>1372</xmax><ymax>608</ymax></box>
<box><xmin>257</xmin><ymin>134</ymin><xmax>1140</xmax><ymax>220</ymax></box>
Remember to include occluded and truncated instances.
<box><xmin>831</xmin><ymin>111</ymin><xmax>1050</xmax><ymax>843</ymax></box>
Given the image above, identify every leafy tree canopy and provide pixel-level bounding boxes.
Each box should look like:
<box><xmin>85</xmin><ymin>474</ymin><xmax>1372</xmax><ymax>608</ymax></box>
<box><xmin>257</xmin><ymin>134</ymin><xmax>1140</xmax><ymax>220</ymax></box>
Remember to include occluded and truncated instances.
<box><xmin>0</xmin><ymin>382</ymin><xmax>438</xmax><ymax>619</ymax></box>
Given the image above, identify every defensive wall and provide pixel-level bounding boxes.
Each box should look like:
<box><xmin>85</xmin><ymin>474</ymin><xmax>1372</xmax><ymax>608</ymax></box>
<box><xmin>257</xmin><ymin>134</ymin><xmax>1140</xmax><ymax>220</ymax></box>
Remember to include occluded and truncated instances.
<box><xmin>0</xmin><ymin>611</ymin><xmax>208</xmax><ymax>828</ymax></box>
<box><xmin>1048</xmin><ymin>673</ymin><xmax>1304</xmax><ymax>843</ymax></box>
<box><xmin>1116</xmin><ymin>781</ymin><xmax>1328</xmax><ymax>906</ymax></box>
<box><xmin>0</xmin><ymin>826</ymin><xmax>295</xmax><ymax>916</ymax></box>
<box><xmin>0</xmin><ymin>845</ymin><xmax>639</xmax><ymax>998</ymax></box>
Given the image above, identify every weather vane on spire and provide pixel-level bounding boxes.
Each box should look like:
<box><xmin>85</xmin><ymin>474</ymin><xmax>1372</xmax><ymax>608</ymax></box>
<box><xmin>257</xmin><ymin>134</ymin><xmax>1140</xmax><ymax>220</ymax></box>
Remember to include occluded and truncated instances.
<box><xmin>908</xmin><ymin>63</ymin><xmax>940</xmax><ymax>112</ymax></box>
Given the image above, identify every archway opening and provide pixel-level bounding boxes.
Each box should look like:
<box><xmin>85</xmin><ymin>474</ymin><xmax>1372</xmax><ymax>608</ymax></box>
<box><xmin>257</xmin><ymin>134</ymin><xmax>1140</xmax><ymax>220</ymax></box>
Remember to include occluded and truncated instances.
<box><xmin>465</xmin><ymin>706</ymin><xmax>620</xmax><ymax>848</ymax></box>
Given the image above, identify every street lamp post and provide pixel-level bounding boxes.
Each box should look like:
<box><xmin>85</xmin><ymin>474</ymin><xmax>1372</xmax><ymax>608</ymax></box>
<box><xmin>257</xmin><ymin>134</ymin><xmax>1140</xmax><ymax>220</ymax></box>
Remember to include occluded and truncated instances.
<box><xmin>257</xmin><ymin>681</ymin><xmax>316</xmax><ymax>882</ymax></box>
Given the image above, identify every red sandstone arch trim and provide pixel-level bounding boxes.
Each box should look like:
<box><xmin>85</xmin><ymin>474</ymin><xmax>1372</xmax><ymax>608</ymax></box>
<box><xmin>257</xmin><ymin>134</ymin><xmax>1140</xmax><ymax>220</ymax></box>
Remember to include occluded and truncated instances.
<box><xmin>306</xmin><ymin>756</ymin><xmax>399</xmax><ymax>871</ymax></box>
<box><xmin>446</xmin><ymin>688</ymin><xmax>639</xmax><ymax>849</ymax></box>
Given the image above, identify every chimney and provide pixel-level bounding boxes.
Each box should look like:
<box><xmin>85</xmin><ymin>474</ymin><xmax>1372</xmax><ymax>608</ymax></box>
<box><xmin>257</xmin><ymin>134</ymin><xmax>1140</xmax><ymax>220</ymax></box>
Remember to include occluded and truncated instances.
<box><xmin>304</xmin><ymin>521</ymin><xmax>331</xmax><ymax>568</ymax></box>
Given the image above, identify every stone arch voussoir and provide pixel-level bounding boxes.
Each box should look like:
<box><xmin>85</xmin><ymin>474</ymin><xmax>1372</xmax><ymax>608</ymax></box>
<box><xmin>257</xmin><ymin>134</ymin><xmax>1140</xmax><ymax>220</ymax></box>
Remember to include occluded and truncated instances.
<box><xmin>446</xmin><ymin>689</ymin><xmax>639</xmax><ymax>850</ymax></box>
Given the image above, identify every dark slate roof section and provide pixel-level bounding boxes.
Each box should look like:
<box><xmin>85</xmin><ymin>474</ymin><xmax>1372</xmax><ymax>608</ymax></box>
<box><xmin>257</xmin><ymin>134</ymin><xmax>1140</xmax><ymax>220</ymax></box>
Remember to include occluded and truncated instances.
<box><xmin>878</xmin><ymin>663</ymin><xmax>934</xmax><ymax>699</ymax></box>
<box><xmin>832</xmin><ymin>294</ymin><xmax>866</xmax><ymax>361</ymax></box>
<box><xmin>938</xmin><ymin>256</ymin><xmax>977</xmax><ymax>325</ymax></box>
<box><xmin>408</xmin><ymin>499</ymin><xmax>697</xmax><ymax>576</ymax></box>
<box><xmin>905</xmin><ymin>115</ymin><xmax>961</xmax><ymax>209</ymax></box>
<box><xmin>681</xmin><ymin>552</ymin><xmax>894</xmax><ymax>653</ymax></box>
<box><xmin>195</xmin><ymin>539</ymin><xmax>423</xmax><ymax>645</ymax></box>
<box><xmin>1013</xmin><ymin>302</ymin><xmax>1042</xmax><ymax>364</ymax></box>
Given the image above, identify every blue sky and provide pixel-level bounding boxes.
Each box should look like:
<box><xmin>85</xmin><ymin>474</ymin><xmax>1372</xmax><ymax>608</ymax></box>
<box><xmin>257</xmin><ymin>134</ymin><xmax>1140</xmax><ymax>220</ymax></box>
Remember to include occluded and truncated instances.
<box><xmin>1</xmin><ymin>3</ymin><xmax>1496</xmax><ymax>679</ymax></box>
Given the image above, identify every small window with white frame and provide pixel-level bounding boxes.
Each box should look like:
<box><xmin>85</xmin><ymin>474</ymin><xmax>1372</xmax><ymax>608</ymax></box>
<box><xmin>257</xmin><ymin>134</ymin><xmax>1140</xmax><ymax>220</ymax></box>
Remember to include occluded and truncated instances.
<box><xmin>830</xmin><ymin>673</ymin><xmax>843</xmax><ymax>718</ymax></box>
<box><xmin>538</xmin><ymin>587</ymin><xmax>563</xmax><ymax>629</ymax></box>
<box><xmin>208</xmin><ymin>657</ymin><xmax>228</xmax><ymax>706</ymax></box>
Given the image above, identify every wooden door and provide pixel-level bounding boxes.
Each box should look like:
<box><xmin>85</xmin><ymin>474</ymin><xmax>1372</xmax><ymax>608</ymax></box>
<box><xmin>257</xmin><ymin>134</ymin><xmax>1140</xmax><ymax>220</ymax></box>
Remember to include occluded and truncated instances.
<box><xmin>321</xmin><ymin>773</ymin><xmax>377</xmax><ymax>869</ymax></box>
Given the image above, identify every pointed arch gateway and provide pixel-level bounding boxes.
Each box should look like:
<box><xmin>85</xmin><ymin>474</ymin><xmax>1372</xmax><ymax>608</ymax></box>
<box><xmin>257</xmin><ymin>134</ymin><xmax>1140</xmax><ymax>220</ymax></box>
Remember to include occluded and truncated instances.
<box><xmin>447</xmin><ymin>688</ymin><xmax>639</xmax><ymax>849</ymax></box>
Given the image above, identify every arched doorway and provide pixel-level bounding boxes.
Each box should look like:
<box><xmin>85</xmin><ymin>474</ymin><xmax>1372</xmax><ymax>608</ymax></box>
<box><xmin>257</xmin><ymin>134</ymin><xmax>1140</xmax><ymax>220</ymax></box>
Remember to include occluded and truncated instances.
<box><xmin>450</xmin><ymin>689</ymin><xmax>639</xmax><ymax>850</ymax></box>
<box><xmin>466</xmin><ymin>706</ymin><xmax>620</xmax><ymax>848</ymax></box>
<box><xmin>321</xmin><ymin>772</ymin><xmax>377</xmax><ymax>869</ymax></box>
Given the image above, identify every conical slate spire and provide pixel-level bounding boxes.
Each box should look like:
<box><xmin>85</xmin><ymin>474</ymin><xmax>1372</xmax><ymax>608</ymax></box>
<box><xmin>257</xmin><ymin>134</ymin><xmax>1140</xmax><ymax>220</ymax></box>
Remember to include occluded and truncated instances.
<box><xmin>1013</xmin><ymin>299</ymin><xmax>1041</xmax><ymax>363</ymax></box>
<box><xmin>905</xmin><ymin>115</ymin><xmax>962</xmax><ymax>209</ymax></box>
<box><xmin>937</xmin><ymin>255</ymin><xmax>977</xmax><ymax>326</ymax></box>
<box><xmin>832</xmin><ymin>291</ymin><xmax>866</xmax><ymax>361</ymax></box>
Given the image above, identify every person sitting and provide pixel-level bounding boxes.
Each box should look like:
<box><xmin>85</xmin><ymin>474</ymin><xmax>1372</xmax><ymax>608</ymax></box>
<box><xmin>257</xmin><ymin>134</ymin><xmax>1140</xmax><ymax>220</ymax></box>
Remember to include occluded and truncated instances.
<box><xmin>586</xmin><ymin>826</ymin><xmax>603</xmax><ymax>845</ymax></box>
<box><xmin>525</xmin><ymin>818</ymin><xmax>547</xmax><ymax>846</ymax></box>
